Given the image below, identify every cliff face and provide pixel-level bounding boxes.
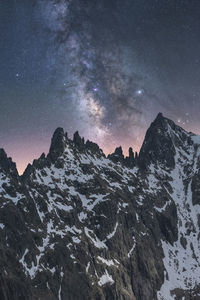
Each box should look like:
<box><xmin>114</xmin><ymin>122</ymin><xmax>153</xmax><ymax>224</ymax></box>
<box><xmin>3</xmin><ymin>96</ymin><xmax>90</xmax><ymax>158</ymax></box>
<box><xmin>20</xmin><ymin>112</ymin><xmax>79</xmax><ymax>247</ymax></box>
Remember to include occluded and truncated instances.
<box><xmin>0</xmin><ymin>114</ymin><xmax>200</xmax><ymax>300</ymax></box>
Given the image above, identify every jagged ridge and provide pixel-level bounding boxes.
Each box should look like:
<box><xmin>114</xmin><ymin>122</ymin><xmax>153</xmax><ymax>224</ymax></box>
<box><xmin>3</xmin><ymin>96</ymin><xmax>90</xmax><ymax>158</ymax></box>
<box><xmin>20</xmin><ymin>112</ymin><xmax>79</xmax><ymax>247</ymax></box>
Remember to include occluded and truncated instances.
<box><xmin>0</xmin><ymin>113</ymin><xmax>200</xmax><ymax>300</ymax></box>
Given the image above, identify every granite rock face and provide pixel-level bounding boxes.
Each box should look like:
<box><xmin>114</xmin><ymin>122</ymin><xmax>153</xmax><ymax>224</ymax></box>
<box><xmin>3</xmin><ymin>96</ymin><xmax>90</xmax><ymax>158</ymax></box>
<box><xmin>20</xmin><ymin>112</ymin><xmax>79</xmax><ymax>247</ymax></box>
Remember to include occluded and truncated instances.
<box><xmin>0</xmin><ymin>114</ymin><xmax>200</xmax><ymax>299</ymax></box>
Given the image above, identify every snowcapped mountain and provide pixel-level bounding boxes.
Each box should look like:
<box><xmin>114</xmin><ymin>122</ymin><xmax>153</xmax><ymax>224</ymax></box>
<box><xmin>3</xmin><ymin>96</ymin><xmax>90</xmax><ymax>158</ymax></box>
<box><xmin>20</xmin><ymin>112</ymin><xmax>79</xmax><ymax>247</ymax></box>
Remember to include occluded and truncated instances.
<box><xmin>0</xmin><ymin>113</ymin><xmax>200</xmax><ymax>300</ymax></box>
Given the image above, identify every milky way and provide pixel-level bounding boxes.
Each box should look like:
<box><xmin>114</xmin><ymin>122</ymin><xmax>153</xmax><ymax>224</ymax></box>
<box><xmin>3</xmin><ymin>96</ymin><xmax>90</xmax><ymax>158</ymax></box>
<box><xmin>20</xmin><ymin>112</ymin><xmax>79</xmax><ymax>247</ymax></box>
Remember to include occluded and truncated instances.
<box><xmin>1</xmin><ymin>0</ymin><xmax>200</xmax><ymax>173</ymax></box>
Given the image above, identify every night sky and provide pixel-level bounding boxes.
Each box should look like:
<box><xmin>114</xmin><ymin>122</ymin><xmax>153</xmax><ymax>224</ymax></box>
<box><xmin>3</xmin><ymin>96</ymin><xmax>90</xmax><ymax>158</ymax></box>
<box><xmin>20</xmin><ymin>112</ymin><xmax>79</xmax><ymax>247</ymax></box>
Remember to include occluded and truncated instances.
<box><xmin>1</xmin><ymin>0</ymin><xmax>200</xmax><ymax>174</ymax></box>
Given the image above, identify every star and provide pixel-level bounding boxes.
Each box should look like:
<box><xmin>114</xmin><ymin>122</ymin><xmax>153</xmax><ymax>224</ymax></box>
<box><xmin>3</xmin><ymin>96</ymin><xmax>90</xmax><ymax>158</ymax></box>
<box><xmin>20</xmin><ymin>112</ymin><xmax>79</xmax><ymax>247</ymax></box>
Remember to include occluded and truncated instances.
<box><xmin>136</xmin><ymin>89</ymin><xmax>144</xmax><ymax>96</ymax></box>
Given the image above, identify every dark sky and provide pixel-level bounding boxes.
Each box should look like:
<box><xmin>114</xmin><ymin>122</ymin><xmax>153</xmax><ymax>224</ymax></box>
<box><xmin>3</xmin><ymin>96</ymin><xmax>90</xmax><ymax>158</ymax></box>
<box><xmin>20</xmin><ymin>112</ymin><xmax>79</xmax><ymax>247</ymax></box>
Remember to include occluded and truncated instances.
<box><xmin>1</xmin><ymin>0</ymin><xmax>200</xmax><ymax>173</ymax></box>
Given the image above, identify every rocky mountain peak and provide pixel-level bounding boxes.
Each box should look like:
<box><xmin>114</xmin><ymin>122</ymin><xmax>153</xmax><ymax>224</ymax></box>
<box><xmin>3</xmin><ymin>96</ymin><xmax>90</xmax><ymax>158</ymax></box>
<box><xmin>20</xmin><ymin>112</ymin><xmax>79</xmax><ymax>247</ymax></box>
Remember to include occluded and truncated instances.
<box><xmin>124</xmin><ymin>147</ymin><xmax>136</xmax><ymax>167</ymax></box>
<box><xmin>0</xmin><ymin>148</ymin><xmax>18</xmax><ymax>179</ymax></box>
<box><xmin>107</xmin><ymin>146</ymin><xmax>124</xmax><ymax>163</ymax></box>
<box><xmin>73</xmin><ymin>131</ymin><xmax>85</xmax><ymax>149</ymax></box>
<box><xmin>108</xmin><ymin>146</ymin><xmax>137</xmax><ymax>167</ymax></box>
<box><xmin>73</xmin><ymin>131</ymin><xmax>104</xmax><ymax>155</ymax></box>
<box><xmin>138</xmin><ymin>113</ymin><xmax>191</xmax><ymax>170</ymax></box>
<box><xmin>148</xmin><ymin>112</ymin><xmax>172</xmax><ymax>134</ymax></box>
<box><xmin>114</xmin><ymin>146</ymin><xmax>123</xmax><ymax>157</ymax></box>
<box><xmin>128</xmin><ymin>147</ymin><xmax>134</xmax><ymax>160</ymax></box>
<box><xmin>85</xmin><ymin>140</ymin><xmax>103</xmax><ymax>155</ymax></box>
<box><xmin>48</xmin><ymin>127</ymin><xmax>66</xmax><ymax>161</ymax></box>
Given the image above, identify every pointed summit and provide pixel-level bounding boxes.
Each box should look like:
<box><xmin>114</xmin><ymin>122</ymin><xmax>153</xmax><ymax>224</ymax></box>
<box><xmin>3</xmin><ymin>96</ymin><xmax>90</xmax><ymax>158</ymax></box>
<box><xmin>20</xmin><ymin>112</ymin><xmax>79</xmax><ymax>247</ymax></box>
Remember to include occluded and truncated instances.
<box><xmin>150</xmin><ymin>112</ymin><xmax>169</xmax><ymax>129</ymax></box>
<box><xmin>124</xmin><ymin>147</ymin><xmax>135</xmax><ymax>167</ymax></box>
<box><xmin>73</xmin><ymin>131</ymin><xmax>85</xmax><ymax>149</ymax></box>
<box><xmin>0</xmin><ymin>148</ymin><xmax>18</xmax><ymax>178</ymax></box>
<box><xmin>108</xmin><ymin>146</ymin><xmax>124</xmax><ymax>163</ymax></box>
<box><xmin>48</xmin><ymin>128</ymin><xmax>66</xmax><ymax>161</ymax></box>
<box><xmin>138</xmin><ymin>113</ymin><xmax>188</xmax><ymax>170</ymax></box>
<box><xmin>155</xmin><ymin>112</ymin><xmax>164</xmax><ymax>120</ymax></box>
<box><xmin>151</xmin><ymin>112</ymin><xmax>186</xmax><ymax>134</ymax></box>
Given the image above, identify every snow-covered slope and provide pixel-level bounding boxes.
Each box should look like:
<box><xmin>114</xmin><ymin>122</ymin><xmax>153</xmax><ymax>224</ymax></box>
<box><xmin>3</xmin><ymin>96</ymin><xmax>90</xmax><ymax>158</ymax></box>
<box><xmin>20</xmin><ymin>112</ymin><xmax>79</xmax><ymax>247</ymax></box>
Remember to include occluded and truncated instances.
<box><xmin>0</xmin><ymin>113</ymin><xmax>200</xmax><ymax>299</ymax></box>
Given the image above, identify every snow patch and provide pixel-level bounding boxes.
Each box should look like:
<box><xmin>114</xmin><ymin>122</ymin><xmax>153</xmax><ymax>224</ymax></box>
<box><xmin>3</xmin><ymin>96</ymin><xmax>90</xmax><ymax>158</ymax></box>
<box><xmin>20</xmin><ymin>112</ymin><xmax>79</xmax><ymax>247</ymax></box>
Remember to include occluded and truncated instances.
<box><xmin>85</xmin><ymin>227</ymin><xmax>108</xmax><ymax>249</ymax></box>
<box><xmin>98</xmin><ymin>269</ymin><xmax>114</xmax><ymax>286</ymax></box>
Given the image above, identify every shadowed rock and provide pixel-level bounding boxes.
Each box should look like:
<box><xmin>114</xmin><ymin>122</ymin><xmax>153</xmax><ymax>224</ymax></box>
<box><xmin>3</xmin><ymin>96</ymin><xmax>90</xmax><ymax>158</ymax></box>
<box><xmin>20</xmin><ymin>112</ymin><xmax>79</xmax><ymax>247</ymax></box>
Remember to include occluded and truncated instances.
<box><xmin>0</xmin><ymin>148</ymin><xmax>18</xmax><ymax>178</ymax></box>
<box><xmin>48</xmin><ymin>128</ymin><xmax>66</xmax><ymax>161</ymax></box>
<box><xmin>108</xmin><ymin>146</ymin><xmax>124</xmax><ymax>163</ymax></box>
<box><xmin>73</xmin><ymin>131</ymin><xmax>85</xmax><ymax>150</ymax></box>
<box><xmin>139</xmin><ymin>113</ymin><xmax>176</xmax><ymax>170</ymax></box>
